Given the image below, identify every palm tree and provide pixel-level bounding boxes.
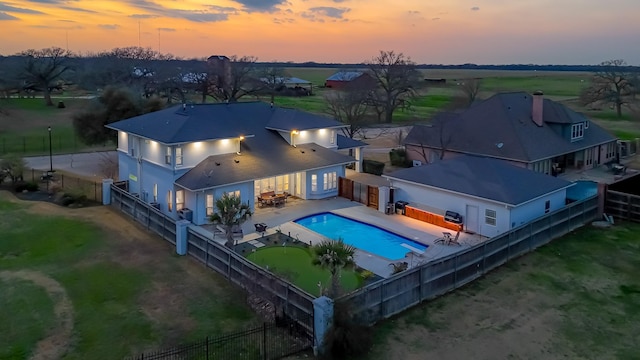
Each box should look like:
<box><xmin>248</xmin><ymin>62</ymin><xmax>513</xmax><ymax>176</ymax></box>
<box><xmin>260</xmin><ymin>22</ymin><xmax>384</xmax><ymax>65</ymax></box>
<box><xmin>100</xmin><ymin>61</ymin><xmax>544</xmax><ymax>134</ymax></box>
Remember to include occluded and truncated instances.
<box><xmin>312</xmin><ymin>238</ymin><xmax>356</xmax><ymax>298</ymax></box>
<box><xmin>209</xmin><ymin>193</ymin><xmax>252</xmax><ymax>248</ymax></box>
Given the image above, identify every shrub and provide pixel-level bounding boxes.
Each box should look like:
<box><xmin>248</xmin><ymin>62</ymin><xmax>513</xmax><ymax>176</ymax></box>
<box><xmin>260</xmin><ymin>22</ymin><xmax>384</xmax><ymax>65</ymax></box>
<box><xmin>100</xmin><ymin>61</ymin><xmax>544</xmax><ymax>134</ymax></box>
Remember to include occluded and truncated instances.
<box><xmin>321</xmin><ymin>301</ymin><xmax>373</xmax><ymax>359</ymax></box>
<box><xmin>60</xmin><ymin>193</ymin><xmax>88</xmax><ymax>207</ymax></box>
<box><xmin>362</xmin><ymin>159</ymin><xmax>385</xmax><ymax>175</ymax></box>
<box><xmin>14</xmin><ymin>181</ymin><xmax>39</xmax><ymax>192</ymax></box>
<box><xmin>389</xmin><ymin>148</ymin><xmax>412</xmax><ymax>167</ymax></box>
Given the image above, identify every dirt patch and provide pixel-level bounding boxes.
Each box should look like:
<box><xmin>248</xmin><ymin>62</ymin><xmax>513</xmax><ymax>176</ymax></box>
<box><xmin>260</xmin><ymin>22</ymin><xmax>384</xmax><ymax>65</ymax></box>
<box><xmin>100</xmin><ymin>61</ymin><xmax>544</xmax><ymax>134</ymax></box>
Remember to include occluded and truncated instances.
<box><xmin>0</xmin><ymin>270</ymin><xmax>74</xmax><ymax>360</ymax></box>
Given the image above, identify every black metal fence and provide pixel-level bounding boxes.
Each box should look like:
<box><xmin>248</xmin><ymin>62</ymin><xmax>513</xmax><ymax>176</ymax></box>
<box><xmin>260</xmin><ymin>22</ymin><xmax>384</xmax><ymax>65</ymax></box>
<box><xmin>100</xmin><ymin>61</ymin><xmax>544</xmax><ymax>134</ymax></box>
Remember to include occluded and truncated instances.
<box><xmin>24</xmin><ymin>169</ymin><xmax>103</xmax><ymax>203</ymax></box>
<box><xmin>0</xmin><ymin>135</ymin><xmax>113</xmax><ymax>156</ymax></box>
<box><xmin>124</xmin><ymin>315</ymin><xmax>314</xmax><ymax>360</ymax></box>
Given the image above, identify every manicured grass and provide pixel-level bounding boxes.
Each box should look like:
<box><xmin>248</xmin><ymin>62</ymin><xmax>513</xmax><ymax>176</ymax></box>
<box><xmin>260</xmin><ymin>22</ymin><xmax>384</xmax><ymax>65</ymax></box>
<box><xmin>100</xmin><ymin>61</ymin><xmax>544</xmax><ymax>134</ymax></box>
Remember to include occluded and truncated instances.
<box><xmin>247</xmin><ymin>245</ymin><xmax>361</xmax><ymax>296</ymax></box>
<box><xmin>0</xmin><ymin>279</ymin><xmax>56</xmax><ymax>359</ymax></box>
<box><xmin>0</xmin><ymin>195</ymin><xmax>257</xmax><ymax>359</ymax></box>
<box><xmin>369</xmin><ymin>222</ymin><xmax>640</xmax><ymax>358</ymax></box>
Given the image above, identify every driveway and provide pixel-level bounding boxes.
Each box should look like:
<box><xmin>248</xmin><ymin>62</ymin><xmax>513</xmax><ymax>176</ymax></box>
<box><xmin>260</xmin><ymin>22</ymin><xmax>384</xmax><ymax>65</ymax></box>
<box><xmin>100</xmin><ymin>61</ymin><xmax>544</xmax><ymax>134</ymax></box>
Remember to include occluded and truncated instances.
<box><xmin>25</xmin><ymin>151</ymin><xmax>117</xmax><ymax>180</ymax></box>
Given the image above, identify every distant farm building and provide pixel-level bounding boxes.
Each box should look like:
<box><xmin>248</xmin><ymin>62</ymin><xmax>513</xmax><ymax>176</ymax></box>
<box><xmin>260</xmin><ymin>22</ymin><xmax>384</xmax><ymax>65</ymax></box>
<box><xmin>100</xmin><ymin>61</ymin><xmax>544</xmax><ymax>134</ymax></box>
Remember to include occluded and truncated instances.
<box><xmin>424</xmin><ymin>78</ymin><xmax>447</xmax><ymax>85</ymax></box>
<box><xmin>325</xmin><ymin>71</ymin><xmax>374</xmax><ymax>89</ymax></box>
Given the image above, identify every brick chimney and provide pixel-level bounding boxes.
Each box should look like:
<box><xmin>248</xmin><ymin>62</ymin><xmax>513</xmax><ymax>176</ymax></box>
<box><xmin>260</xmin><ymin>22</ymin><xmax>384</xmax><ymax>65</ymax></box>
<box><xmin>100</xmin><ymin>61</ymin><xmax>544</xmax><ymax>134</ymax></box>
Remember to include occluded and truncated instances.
<box><xmin>532</xmin><ymin>90</ymin><xmax>544</xmax><ymax>127</ymax></box>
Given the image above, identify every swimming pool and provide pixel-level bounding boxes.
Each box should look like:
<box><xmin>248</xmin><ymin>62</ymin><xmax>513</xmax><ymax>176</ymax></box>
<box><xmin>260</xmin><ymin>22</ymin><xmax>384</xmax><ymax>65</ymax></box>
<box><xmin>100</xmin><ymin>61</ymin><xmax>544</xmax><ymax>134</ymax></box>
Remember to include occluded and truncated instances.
<box><xmin>566</xmin><ymin>180</ymin><xmax>598</xmax><ymax>201</ymax></box>
<box><xmin>295</xmin><ymin>212</ymin><xmax>427</xmax><ymax>261</ymax></box>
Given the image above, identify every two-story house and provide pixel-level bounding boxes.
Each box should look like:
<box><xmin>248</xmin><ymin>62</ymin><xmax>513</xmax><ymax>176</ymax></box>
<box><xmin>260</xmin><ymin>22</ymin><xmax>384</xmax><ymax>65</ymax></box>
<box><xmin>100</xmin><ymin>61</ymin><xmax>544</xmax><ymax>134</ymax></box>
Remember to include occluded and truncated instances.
<box><xmin>404</xmin><ymin>91</ymin><xmax>618</xmax><ymax>175</ymax></box>
<box><xmin>106</xmin><ymin>101</ymin><xmax>366</xmax><ymax>225</ymax></box>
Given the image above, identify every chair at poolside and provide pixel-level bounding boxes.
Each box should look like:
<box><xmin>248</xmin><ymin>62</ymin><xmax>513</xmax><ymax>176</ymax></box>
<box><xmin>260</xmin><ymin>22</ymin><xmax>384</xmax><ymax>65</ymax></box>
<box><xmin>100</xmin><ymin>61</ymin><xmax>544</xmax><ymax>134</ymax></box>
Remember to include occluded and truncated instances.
<box><xmin>434</xmin><ymin>232</ymin><xmax>453</xmax><ymax>245</ymax></box>
<box><xmin>447</xmin><ymin>231</ymin><xmax>461</xmax><ymax>246</ymax></box>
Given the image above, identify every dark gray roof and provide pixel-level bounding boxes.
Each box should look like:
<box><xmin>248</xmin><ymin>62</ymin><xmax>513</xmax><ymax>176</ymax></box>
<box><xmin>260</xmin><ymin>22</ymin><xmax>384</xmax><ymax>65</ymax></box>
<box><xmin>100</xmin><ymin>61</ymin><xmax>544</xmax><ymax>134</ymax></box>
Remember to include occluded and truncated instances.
<box><xmin>106</xmin><ymin>102</ymin><xmax>345</xmax><ymax>144</ymax></box>
<box><xmin>336</xmin><ymin>135</ymin><xmax>368</xmax><ymax>150</ymax></box>
<box><xmin>384</xmin><ymin>155</ymin><xmax>573</xmax><ymax>206</ymax></box>
<box><xmin>404</xmin><ymin>92</ymin><xmax>617</xmax><ymax>163</ymax></box>
<box><xmin>326</xmin><ymin>71</ymin><xmax>364</xmax><ymax>81</ymax></box>
<box><xmin>260</xmin><ymin>77</ymin><xmax>311</xmax><ymax>85</ymax></box>
<box><xmin>176</xmin><ymin>141</ymin><xmax>354</xmax><ymax>191</ymax></box>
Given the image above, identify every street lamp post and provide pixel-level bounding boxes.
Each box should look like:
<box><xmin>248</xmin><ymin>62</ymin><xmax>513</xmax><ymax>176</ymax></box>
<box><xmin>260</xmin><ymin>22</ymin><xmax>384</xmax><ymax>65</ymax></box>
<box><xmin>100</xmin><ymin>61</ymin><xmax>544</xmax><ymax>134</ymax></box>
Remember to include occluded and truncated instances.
<box><xmin>48</xmin><ymin>126</ymin><xmax>53</xmax><ymax>173</ymax></box>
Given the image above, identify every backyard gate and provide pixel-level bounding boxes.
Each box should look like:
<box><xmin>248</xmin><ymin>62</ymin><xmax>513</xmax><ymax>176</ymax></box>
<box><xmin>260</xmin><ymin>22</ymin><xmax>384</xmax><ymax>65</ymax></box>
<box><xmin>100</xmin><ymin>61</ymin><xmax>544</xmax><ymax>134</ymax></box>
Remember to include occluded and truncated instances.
<box><xmin>338</xmin><ymin>177</ymin><xmax>379</xmax><ymax>209</ymax></box>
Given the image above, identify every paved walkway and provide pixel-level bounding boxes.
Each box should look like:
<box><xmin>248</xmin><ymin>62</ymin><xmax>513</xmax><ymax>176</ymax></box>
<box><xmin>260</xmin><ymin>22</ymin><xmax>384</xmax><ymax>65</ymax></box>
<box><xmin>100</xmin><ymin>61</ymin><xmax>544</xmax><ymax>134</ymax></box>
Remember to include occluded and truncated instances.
<box><xmin>225</xmin><ymin>196</ymin><xmax>487</xmax><ymax>278</ymax></box>
<box><xmin>25</xmin><ymin>151</ymin><xmax>117</xmax><ymax>180</ymax></box>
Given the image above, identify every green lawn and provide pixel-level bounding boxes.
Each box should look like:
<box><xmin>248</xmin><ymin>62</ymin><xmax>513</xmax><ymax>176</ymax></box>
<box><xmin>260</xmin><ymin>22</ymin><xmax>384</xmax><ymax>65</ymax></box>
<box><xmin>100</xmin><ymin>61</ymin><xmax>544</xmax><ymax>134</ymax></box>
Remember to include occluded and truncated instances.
<box><xmin>0</xmin><ymin>193</ymin><xmax>257</xmax><ymax>359</ymax></box>
<box><xmin>368</xmin><ymin>222</ymin><xmax>640</xmax><ymax>359</ymax></box>
<box><xmin>247</xmin><ymin>245</ymin><xmax>362</xmax><ymax>296</ymax></box>
<box><xmin>0</xmin><ymin>97</ymin><xmax>113</xmax><ymax>155</ymax></box>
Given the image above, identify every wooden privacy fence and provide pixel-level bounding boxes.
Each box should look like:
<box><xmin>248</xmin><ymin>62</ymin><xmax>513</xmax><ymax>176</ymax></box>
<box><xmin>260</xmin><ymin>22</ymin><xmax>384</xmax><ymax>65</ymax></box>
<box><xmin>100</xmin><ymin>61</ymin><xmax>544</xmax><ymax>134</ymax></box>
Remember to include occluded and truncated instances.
<box><xmin>338</xmin><ymin>176</ymin><xmax>379</xmax><ymax>209</ymax></box>
<box><xmin>186</xmin><ymin>229</ymin><xmax>315</xmax><ymax>323</ymax></box>
<box><xmin>110</xmin><ymin>185</ymin><xmax>177</xmax><ymax>245</ymax></box>
<box><xmin>340</xmin><ymin>195</ymin><xmax>599</xmax><ymax>325</ymax></box>
<box><xmin>605</xmin><ymin>189</ymin><xmax>640</xmax><ymax>222</ymax></box>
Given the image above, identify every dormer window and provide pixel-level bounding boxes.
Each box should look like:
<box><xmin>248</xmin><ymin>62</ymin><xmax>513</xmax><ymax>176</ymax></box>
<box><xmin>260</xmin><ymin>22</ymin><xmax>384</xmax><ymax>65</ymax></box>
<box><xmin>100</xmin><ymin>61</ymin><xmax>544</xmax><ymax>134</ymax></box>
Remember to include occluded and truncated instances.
<box><xmin>571</xmin><ymin>123</ymin><xmax>584</xmax><ymax>141</ymax></box>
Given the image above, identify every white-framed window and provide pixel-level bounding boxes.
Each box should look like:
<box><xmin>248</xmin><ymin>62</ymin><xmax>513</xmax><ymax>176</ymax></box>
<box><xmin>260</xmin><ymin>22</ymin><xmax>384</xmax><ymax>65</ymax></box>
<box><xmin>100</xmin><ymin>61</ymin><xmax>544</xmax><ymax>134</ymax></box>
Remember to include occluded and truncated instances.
<box><xmin>330</xmin><ymin>130</ymin><xmax>335</xmax><ymax>145</ymax></box>
<box><xmin>167</xmin><ymin>190</ymin><xmax>173</xmax><ymax>212</ymax></box>
<box><xmin>176</xmin><ymin>190</ymin><xmax>184</xmax><ymax>211</ymax></box>
<box><xmin>153</xmin><ymin>184</ymin><xmax>158</xmax><ymax>202</ymax></box>
<box><xmin>176</xmin><ymin>146</ymin><xmax>183</xmax><ymax>166</ymax></box>
<box><xmin>571</xmin><ymin>123</ymin><xmax>584</xmax><ymax>141</ymax></box>
<box><xmin>224</xmin><ymin>190</ymin><xmax>241</xmax><ymax>200</ymax></box>
<box><xmin>545</xmin><ymin>200</ymin><xmax>551</xmax><ymax>214</ymax></box>
<box><xmin>165</xmin><ymin>147</ymin><xmax>171</xmax><ymax>164</ymax></box>
<box><xmin>206</xmin><ymin>194</ymin><xmax>214</xmax><ymax>216</ymax></box>
<box><xmin>311</xmin><ymin>174</ymin><xmax>317</xmax><ymax>192</ymax></box>
<box><xmin>323</xmin><ymin>172</ymin><xmax>337</xmax><ymax>190</ymax></box>
<box><xmin>485</xmin><ymin>209</ymin><xmax>497</xmax><ymax>226</ymax></box>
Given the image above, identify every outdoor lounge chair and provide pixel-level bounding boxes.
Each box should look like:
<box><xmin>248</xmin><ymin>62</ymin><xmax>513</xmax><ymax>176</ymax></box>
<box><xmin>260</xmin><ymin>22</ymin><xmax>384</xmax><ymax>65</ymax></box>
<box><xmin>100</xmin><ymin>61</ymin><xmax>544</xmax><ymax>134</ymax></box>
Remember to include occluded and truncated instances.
<box><xmin>254</xmin><ymin>223</ymin><xmax>268</xmax><ymax>234</ymax></box>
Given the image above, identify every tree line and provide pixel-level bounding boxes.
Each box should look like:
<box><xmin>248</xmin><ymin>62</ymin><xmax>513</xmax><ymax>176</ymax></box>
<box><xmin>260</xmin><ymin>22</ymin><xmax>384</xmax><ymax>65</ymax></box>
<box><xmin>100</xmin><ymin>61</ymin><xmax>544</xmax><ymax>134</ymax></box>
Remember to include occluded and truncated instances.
<box><xmin>1</xmin><ymin>47</ymin><xmax>638</xmax><ymax>148</ymax></box>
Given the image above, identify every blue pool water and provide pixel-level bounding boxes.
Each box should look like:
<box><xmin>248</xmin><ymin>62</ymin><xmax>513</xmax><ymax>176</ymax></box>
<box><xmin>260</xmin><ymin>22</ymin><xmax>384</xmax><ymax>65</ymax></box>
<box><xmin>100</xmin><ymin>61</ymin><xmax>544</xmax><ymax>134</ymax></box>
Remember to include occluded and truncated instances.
<box><xmin>566</xmin><ymin>180</ymin><xmax>598</xmax><ymax>201</ymax></box>
<box><xmin>295</xmin><ymin>212</ymin><xmax>427</xmax><ymax>261</ymax></box>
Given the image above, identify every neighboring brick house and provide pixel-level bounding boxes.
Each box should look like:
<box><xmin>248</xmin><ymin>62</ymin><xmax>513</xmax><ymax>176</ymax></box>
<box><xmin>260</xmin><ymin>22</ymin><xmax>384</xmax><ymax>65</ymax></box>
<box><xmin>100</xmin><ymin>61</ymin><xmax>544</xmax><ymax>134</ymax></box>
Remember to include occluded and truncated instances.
<box><xmin>404</xmin><ymin>91</ymin><xmax>618</xmax><ymax>175</ymax></box>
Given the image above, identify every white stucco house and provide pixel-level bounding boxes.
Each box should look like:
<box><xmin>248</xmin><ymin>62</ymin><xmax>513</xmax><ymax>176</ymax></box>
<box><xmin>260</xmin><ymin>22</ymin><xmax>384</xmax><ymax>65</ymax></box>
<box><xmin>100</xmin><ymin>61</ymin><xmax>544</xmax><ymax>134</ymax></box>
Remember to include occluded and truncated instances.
<box><xmin>106</xmin><ymin>101</ymin><xmax>366</xmax><ymax>225</ymax></box>
<box><xmin>384</xmin><ymin>155</ymin><xmax>575</xmax><ymax>238</ymax></box>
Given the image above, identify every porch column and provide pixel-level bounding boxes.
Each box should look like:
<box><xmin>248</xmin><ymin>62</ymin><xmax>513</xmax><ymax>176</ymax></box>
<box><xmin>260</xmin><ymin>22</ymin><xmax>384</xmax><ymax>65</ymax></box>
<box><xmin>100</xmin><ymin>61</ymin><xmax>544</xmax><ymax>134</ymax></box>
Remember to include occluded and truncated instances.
<box><xmin>102</xmin><ymin>178</ymin><xmax>113</xmax><ymax>205</ymax></box>
<box><xmin>354</xmin><ymin>147</ymin><xmax>363</xmax><ymax>173</ymax></box>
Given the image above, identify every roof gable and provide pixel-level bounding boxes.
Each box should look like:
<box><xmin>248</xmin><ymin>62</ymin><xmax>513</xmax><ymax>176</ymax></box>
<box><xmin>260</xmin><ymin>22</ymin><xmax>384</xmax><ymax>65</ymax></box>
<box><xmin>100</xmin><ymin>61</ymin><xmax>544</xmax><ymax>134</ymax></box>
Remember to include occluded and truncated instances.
<box><xmin>326</xmin><ymin>71</ymin><xmax>365</xmax><ymax>81</ymax></box>
<box><xmin>385</xmin><ymin>155</ymin><xmax>573</xmax><ymax>206</ymax></box>
<box><xmin>106</xmin><ymin>102</ymin><xmax>345</xmax><ymax>144</ymax></box>
<box><xmin>404</xmin><ymin>92</ymin><xmax>617</xmax><ymax>162</ymax></box>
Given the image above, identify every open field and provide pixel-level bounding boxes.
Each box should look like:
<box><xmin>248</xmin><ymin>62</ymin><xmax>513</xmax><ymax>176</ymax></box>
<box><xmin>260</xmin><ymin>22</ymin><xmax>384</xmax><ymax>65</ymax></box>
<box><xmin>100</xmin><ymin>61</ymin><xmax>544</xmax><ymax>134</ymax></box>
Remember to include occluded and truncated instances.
<box><xmin>365</xmin><ymin>222</ymin><xmax>640</xmax><ymax>360</ymax></box>
<box><xmin>0</xmin><ymin>191</ymin><xmax>258</xmax><ymax>360</ymax></box>
<box><xmin>246</xmin><ymin>245</ymin><xmax>362</xmax><ymax>296</ymax></box>
<box><xmin>0</xmin><ymin>97</ymin><xmax>113</xmax><ymax>156</ymax></box>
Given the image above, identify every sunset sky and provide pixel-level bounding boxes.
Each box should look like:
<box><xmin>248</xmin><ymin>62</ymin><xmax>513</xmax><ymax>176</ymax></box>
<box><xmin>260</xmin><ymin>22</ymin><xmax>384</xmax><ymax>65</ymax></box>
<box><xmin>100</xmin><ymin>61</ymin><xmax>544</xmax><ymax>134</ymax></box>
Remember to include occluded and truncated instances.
<box><xmin>1</xmin><ymin>0</ymin><xmax>639</xmax><ymax>65</ymax></box>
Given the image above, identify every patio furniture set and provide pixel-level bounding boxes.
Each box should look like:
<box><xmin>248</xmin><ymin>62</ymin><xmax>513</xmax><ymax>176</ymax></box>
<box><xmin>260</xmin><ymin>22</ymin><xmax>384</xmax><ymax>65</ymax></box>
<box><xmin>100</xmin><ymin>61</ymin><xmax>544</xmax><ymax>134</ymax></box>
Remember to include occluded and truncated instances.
<box><xmin>257</xmin><ymin>191</ymin><xmax>288</xmax><ymax>208</ymax></box>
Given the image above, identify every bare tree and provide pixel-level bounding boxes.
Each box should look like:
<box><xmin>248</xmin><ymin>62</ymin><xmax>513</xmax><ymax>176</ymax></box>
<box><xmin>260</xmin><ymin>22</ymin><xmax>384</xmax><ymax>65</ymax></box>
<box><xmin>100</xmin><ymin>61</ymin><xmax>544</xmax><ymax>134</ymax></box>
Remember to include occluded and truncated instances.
<box><xmin>581</xmin><ymin>59</ymin><xmax>639</xmax><ymax>118</ymax></box>
<box><xmin>207</xmin><ymin>55</ymin><xmax>264</xmax><ymax>102</ymax></box>
<box><xmin>324</xmin><ymin>83</ymin><xmax>372</xmax><ymax>139</ymax></box>
<box><xmin>260</xmin><ymin>66</ymin><xmax>289</xmax><ymax>103</ymax></box>
<box><xmin>366</xmin><ymin>50</ymin><xmax>422</xmax><ymax>123</ymax></box>
<box><xmin>406</xmin><ymin>113</ymin><xmax>456</xmax><ymax>163</ymax></box>
<box><xmin>18</xmin><ymin>47</ymin><xmax>74</xmax><ymax>106</ymax></box>
<box><xmin>459</xmin><ymin>78</ymin><xmax>481</xmax><ymax>107</ymax></box>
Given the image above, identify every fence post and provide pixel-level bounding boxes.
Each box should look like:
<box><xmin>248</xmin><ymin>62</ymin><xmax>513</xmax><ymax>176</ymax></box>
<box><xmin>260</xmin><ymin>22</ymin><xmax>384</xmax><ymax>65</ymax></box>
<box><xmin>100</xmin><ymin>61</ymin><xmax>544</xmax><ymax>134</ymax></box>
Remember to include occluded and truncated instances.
<box><xmin>175</xmin><ymin>220</ymin><xmax>190</xmax><ymax>255</ymax></box>
<box><xmin>102</xmin><ymin>179</ymin><xmax>113</xmax><ymax>205</ymax></box>
<box><xmin>262</xmin><ymin>322</ymin><xmax>267</xmax><ymax>360</ymax></box>
<box><xmin>313</xmin><ymin>296</ymin><xmax>334</xmax><ymax>356</ymax></box>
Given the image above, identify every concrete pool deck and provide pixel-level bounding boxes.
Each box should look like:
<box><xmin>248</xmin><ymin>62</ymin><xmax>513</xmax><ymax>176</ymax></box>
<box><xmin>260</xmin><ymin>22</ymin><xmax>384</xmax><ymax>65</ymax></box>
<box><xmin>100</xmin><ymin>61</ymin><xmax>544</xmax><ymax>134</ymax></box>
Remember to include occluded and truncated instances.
<box><xmin>231</xmin><ymin>197</ymin><xmax>487</xmax><ymax>278</ymax></box>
